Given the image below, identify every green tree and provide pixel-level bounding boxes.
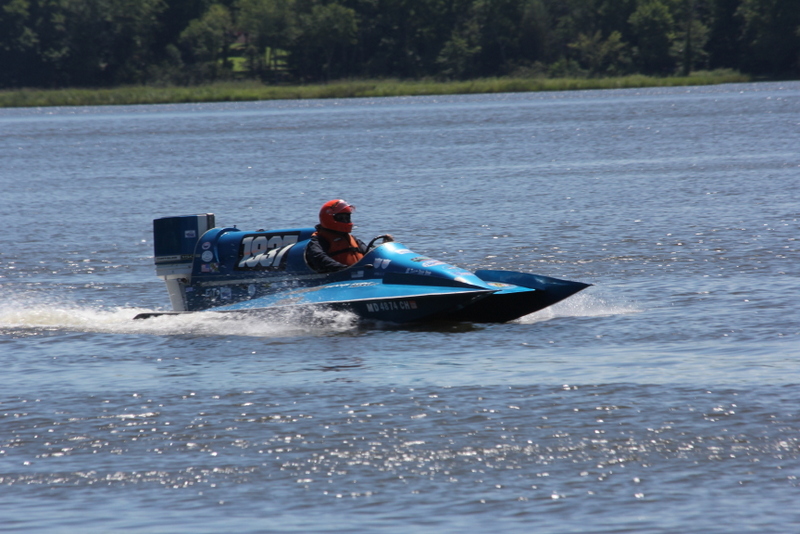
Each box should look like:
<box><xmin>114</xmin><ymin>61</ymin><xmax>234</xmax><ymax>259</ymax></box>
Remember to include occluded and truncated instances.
<box><xmin>290</xmin><ymin>1</ymin><xmax>357</xmax><ymax>80</ymax></box>
<box><xmin>737</xmin><ymin>0</ymin><xmax>800</xmax><ymax>76</ymax></box>
<box><xmin>596</xmin><ymin>0</ymin><xmax>638</xmax><ymax>38</ymax></box>
<box><xmin>236</xmin><ymin>0</ymin><xmax>295</xmax><ymax>78</ymax></box>
<box><xmin>349</xmin><ymin>0</ymin><xmax>452</xmax><ymax>79</ymax></box>
<box><xmin>0</xmin><ymin>0</ymin><xmax>37</xmax><ymax>86</ymax></box>
<box><xmin>669</xmin><ymin>0</ymin><xmax>710</xmax><ymax>75</ymax></box>
<box><xmin>473</xmin><ymin>0</ymin><xmax>523</xmax><ymax>74</ymax></box>
<box><xmin>518</xmin><ymin>0</ymin><xmax>556</xmax><ymax>66</ymax></box>
<box><xmin>549</xmin><ymin>0</ymin><xmax>600</xmax><ymax>54</ymax></box>
<box><xmin>436</xmin><ymin>18</ymin><xmax>482</xmax><ymax>79</ymax></box>
<box><xmin>569</xmin><ymin>29</ymin><xmax>631</xmax><ymax>75</ymax></box>
<box><xmin>157</xmin><ymin>0</ymin><xmax>214</xmax><ymax>52</ymax></box>
<box><xmin>1</xmin><ymin>0</ymin><xmax>180</xmax><ymax>87</ymax></box>
<box><xmin>628</xmin><ymin>0</ymin><xmax>676</xmax><ymax>74</ymax></box>
<box><xmin>56</xmin><ymin>0</ymin><xmax>167</xmax><ymax>85</ymax></box>
<box><xmin>179</xmin><ymin>3</ymin><xmax>235</xmax><ymax>80</ymax></box>
<box><xmin>706</xmin><ymin>0</ymin><xmax>742</xmax><ymax>69</ymax></box>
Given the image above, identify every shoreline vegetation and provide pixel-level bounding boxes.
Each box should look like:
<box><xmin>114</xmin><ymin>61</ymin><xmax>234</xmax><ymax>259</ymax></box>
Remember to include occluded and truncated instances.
<box><xmin>0</xmin><ymin>70</ymin><xmax>753</xmax><ymax>109</ymax></box>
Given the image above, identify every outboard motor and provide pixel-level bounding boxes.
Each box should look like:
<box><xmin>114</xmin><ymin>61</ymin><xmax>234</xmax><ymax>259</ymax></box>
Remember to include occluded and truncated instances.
<box><xmin>153</xmin><ymin>213</ymin><xmax>215</xmax><ymax>311</ymax></box>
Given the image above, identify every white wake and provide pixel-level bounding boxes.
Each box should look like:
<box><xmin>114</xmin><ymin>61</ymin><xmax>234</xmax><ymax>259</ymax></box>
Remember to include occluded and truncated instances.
<box><xmin>0</xmin><ymin>293</ymin><xmax>359</xmax><ymax>338</ymax></box>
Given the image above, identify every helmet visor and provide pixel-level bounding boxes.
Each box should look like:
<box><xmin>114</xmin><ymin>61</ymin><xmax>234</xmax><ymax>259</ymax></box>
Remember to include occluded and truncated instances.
<box><xmin>327</xmin><ymin>200</ymin><xmax>355</xmax><ymax>215</ymax></box>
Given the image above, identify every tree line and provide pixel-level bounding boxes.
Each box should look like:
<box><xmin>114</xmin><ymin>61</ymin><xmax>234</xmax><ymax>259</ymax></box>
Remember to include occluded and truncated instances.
<box><xmin>1</xmin><ymin>0</ymin><xmax>798</xmax><ymax>88</ymax></box>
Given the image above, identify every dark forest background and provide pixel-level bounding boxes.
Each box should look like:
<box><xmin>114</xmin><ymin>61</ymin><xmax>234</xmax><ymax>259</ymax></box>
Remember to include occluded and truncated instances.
<box><xmin>1</xmin><ymin>0</ymin><xmax>798</xmax><ymax>89</ymax></box>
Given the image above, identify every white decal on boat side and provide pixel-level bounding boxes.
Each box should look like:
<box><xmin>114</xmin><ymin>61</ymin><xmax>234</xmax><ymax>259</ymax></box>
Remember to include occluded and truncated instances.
<box><xmin>238</xmin><ymin>234</ymin><xmax>299</xmax><ymax>269</ymax></box>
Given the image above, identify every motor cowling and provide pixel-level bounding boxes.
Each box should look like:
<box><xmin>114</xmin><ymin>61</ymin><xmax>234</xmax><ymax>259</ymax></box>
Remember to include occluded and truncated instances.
<box><xmin>153</xmin><ymin>213</ymin><xmax>215</xmax><ymax>311</ymax></box>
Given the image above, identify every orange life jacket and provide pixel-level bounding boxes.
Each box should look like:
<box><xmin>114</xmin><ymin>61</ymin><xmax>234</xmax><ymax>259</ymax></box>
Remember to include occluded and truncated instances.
<box><xmin>314</xmin><ymin>227</ymin><xmax>364</xmax><ymax>266</ymax></box>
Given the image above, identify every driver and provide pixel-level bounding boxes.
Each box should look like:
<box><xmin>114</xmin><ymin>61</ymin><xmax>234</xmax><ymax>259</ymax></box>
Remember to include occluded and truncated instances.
<box><xmin>306</xmin><ymin>199</ymin><xmax>368</xmax><ymax>273</ymax></box>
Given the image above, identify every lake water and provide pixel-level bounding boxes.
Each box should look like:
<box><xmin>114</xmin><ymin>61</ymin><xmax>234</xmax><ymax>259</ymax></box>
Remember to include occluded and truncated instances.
<box><xmin>1</xmin><ymin>82</ymin><xmax>799</xmax><ymax>533</ymax></box>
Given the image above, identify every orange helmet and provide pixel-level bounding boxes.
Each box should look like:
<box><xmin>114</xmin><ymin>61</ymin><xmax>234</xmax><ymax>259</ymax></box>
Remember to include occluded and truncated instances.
<box><xmin>319</xmin><ymin>199</ymin><xmax>355</xmax><ymax>233</ymax></box>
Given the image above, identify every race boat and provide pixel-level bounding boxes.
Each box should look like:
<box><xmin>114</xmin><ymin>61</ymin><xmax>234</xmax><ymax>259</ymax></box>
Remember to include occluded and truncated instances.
<box><xmin>137</xmin><ymin>213</ymin><xmax>590</xmax><ymax>323</ymax></box>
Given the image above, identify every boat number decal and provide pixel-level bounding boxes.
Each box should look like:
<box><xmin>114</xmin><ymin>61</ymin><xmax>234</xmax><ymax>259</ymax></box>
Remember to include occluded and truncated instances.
<box><xmin>366</xmin><ymin>300</ymin><xmax>417</xmax><ymax>312</ymax></box>
<box><xmin>237</xmin><ymin>233</ymin><xmax>299</xmax><ymax>270</ymax></box>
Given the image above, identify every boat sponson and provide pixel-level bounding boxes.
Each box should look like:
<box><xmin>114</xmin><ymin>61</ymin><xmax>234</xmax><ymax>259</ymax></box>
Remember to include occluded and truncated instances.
<box><xmin>208</xmin><ymin>279</ymin><xmax>496</xmax><ymax>323</ymax></box>
<box><xmin>382</xmin><ymin>271</ymin><xmax>488</xmax><ymax>289</ymax></box>
<box><xmin>438</xmin><ymin>270</ymin><xmax>592</xmax><ymax>323</ymax></box>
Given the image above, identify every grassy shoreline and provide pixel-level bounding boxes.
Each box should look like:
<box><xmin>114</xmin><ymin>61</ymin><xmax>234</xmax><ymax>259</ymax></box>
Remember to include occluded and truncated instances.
<box><xmin>0</xmin><ymin>71</ymin><xmax>753</xmax><ymax>108</ymax></box>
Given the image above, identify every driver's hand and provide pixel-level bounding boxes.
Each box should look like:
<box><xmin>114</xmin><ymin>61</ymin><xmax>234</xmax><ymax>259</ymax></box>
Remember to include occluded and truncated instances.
<box><xmin>384</xmin><ymin>234</ymin><xmax>395</xmax><ymax>242</ymax></box>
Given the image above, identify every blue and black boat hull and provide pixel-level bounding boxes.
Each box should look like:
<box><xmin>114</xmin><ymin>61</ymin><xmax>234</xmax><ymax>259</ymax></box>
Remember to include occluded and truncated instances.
<box><xmin>141</xmin><ymin>214</ymin><xmax>590</xmax><ymax>324</ymax></box>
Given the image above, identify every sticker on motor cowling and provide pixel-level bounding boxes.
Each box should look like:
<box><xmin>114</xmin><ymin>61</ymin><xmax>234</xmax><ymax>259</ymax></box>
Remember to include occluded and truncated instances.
<box><xmin>237</xmin><ymin>233</ymin><xmax>300</xmax><ymax>270</ymax></box>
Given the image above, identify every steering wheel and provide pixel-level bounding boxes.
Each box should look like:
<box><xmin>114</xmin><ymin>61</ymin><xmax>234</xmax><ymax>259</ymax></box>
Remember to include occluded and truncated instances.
<box><xmin>366</xmin><ymin>234</ymin><xmax>394</xmax><ymax>250</ymax></box>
